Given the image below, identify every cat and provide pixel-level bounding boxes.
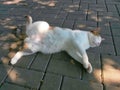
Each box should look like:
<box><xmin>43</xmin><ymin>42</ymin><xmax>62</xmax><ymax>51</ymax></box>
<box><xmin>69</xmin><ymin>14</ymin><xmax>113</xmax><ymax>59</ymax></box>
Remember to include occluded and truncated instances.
<box><xmin>10</xmin><ymin>15</ymin><xmax>104</xmax><ymax>73</ymax></box>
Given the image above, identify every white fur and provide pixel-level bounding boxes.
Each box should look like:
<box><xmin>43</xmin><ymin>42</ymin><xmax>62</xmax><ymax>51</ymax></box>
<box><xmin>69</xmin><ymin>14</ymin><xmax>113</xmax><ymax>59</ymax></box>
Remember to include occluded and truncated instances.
<box><xmin>11</xmin><ymin>16</ymin><xmax>103</xmax><ymax>73</ymax></box>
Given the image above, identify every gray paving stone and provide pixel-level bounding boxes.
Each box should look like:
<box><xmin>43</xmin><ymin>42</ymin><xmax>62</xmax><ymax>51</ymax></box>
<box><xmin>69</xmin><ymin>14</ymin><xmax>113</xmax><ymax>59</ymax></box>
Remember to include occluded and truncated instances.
<box><xmin>112</xmin><ymin>29</ymin><xmax>120</xmax><ymax>36</ymax></box>
<box><xmin>82</xmin><ymin>53</ymin><xmax>101</xmax><ymax>83</ymax></box>
<box><xmin>107</xmin><ymin>4</ymin><xmax>118</xmax><ymax>12</ymax></box>
<box><xmin>63</xmin><ymin>3</ymin><xmax>79</xmax><ymax>11</ymax></box>
<box><xmin>0</xmin><ymin>65</ymin><xmax>12</xmax><ymax>85</ymax></box>
<box><xmin>6</xmin><ymin>67</ymin><xmax>44</xmax><ymax>89</ymax></box>
<box><xmin>62</xmin><ymin>20</ymin><xmax>75</xmax><ymax>29</ymax></box>
<box><xmin>47</xmin><ymin>52</ymin><xmax>82</xmax><ymax>78</ymax></box>
<box><xmin>114</xmin><ymin>37</ymin><xmax>120</xmax><ymax>55</ymax></box>
<box><xmin>0</xmin><ymin>83</ymin><xmax>29</xmax><ymax>90</ymax></box>
<box><xmin>67</xmin><ymin>13</ymin><xmax>86</xmax><ymax>20</ymax></box>
<box><xmin>98</xmin><ymin>11</ymin><xmax>119</xmax><ymax>17</ymax></box>
<box><xmin>98</xmin><ymin>23</ymin><xmax>111</xmax><ymax>36</ymax></box>
<box><xmin>100</xmin><ymin>44</ymin><xmax>115</xmax><ymax>55</ymax></box>
<box><xmin>81</xmin><ymin>0</ymin><xmax>97</xmax><ymax>4</ymax></box>
<box><xmin>40</xmin><ymin>73</ymin><xmax>62</xmax><ymax>90</ymax></box>
<box><xmin>79</xmin><ymin>3</ymin><xmax>88</xmax><ymax>10</ymax></box>
<box><xmin>105</xmin><ymin>85</ymin><xmax>120</xmax><ymax>90</ymax></box>
<box><xmin>102</xmin><ymin>55</ymin><xmax>120</xmax><ymax>86</ymax></box>
<box><xmin>87</xmin><ymin>11</ymin><xmax>97</xmax><ymax>22</ymax></box>
<box><xmin>74</xmin><ymin>21</ymin><xmax>97</xmax><ymax>30</ymax></box>
<box><xmin>89</xmin><ymin>4</ymin><xmax>107</xmax><ymax>12</ymax></box>
<box><xmin>61</xmin><ymin>77</ymin><xmax>103</xmax><ymax>90</ymax></box>
<box><xmin>30</xmin><ymin>53</ymin><xmax>51</xmax><ymax>71</ymax></box>
<box><xmin>110</xmin><ymin>22</ymin><xmax>120</xmax><ymax>29</ymax></box>
<box><xmin>102</xmin><ymin>35</ymin><xmax>113</xmax><ymax>44</ymax></box>
<box><xmin>116</xmin><ymin>3</ymin><xmax>120</xmax><ymax>13</ymax></box>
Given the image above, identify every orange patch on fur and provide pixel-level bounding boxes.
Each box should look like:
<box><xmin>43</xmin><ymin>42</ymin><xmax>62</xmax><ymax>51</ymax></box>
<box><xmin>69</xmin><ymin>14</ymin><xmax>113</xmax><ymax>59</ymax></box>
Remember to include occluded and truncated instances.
<box><xmin>49</xmin><ymin>26</ymin><xmax>55</xmax><ymax>30</ymax></box>
<box><xmin>90</xmin><ymin>28</ymin><xmax>100</xmax><ymax>36</ymax></box>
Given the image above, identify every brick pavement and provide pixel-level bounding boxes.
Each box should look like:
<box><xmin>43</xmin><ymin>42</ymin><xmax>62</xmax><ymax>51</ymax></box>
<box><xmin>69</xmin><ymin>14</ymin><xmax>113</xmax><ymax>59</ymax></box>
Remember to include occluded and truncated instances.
<box><xmin>0</xmin><ymin>0</ymin><xmax>120</xmax><ymax>90</ymax></box>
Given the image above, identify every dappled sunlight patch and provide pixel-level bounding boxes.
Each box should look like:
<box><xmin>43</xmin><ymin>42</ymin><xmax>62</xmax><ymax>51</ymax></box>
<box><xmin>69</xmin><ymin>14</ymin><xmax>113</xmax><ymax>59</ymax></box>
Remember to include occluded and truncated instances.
<box><xmin>8</xmin><ymin>51</ymin><xmax>16</xmax><ymax>58</ymax></box>
<box><xmin>33</xmin><ymin>0</ymin><xmax>56</xmax><ymax>7</ymax></box>
<box><xmin>1</xmin><ymin>56</ymin><xmax>10</xmax><ymax>64</ymax></box>
<box><xmin>0</xmin><ymin>18</ymin><xmax>12</xmax><ymax>26</ymax></box>
<box><xmin>103</xmin><ymin>58</ymin><xmax>120</xmax><ymax>86</ymax></box>
<box><xmin>7</xmin><ymin>68</ymin><xmax>26</xmax><ymax>83</ymax></box>
<box><xmin>2</xmin><ymin>0</ymin><xmax>23</xmax><ymax>5</ymax></box>
<box><xmin>4</xmin><ymin>25</ymin><xmax>17</xmax><ymax>30</ymax></box>
<box><xmin>92</xmin><ymin>69</ymin><xmax>101</xmax><ymax>83</ymax></box>
<box><xmin>0</xmin><ymin>24</ymin><xmax>26</xmax><ymax>65</ymax></box>
<box><xmin>78</xmin><ymin>24</ymin><xmax>86</xmax><ymax>28</ymax></box>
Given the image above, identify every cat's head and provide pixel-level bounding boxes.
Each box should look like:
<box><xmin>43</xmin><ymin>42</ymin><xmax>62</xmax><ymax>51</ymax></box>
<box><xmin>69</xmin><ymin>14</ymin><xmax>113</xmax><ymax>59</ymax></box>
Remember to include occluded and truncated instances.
<box><xmin>88</xmin><ymin>29</ymin><xmax>104</xmax><ymax>47</ymax></box>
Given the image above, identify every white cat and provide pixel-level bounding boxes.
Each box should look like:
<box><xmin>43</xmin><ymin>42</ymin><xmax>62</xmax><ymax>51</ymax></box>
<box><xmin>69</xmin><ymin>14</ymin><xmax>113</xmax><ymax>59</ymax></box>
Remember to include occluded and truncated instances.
<box><xmin>11</xmin><ymin>15</ymin><xmax>104</xmax><ymax>73</ymax></box>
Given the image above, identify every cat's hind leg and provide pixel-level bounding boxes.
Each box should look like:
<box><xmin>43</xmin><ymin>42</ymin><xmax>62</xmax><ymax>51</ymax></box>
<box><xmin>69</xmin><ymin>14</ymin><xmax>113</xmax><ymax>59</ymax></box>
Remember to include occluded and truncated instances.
<box><xmin>66</xmin><ymin>49</ymin><xmax>92</xmax><ymax>73</ymax></box>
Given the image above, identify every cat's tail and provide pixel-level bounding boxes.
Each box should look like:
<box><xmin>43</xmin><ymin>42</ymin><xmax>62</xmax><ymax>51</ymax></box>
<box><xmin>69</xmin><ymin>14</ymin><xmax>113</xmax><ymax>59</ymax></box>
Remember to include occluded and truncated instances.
<box><xmin>24</xmin><ymin>15</ymin><xmax>33</xmax><ymax>26</ymax></box>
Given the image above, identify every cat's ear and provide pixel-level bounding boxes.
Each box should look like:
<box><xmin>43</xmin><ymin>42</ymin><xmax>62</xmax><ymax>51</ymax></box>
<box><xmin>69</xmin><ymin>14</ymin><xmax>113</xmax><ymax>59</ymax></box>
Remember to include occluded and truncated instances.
<box><xmin>90</xmin><ymin>28</ymin><xmax>100</xmax><ymax>35</ymax></box>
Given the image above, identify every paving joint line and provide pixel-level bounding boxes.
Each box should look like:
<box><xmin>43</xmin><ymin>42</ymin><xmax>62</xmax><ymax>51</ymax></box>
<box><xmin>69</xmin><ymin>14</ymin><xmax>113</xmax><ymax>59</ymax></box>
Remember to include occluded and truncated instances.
<box><xmin>104</xmin><ymin>0</ymin><xmax>108</xmax><ymax>12</ymax></box>
<box><xmin>109</xmin><ymin>22</ymin><xmax>117</xmax><ymax>56</ymax></box>
<box><xmin>38</xmin><ymin>54</ymin><xmax>53</xmax><ymax>90</ymax></box>
<box><xmin>27</xmin><ymin>53</ymin><xmax>39</xmax><ymax>69</ymax></box>
<box><xmin>6</xmin><ymin>81</ymin><xmax>32</xmax><ymax>89</ymax></box>
<box><xmin>59</xmin><ymin>76</ymin><xmax>64</xmax><ymax>90</ymax></box>
<box><xmin>115</xmin><ymin>4</ymin><xmax>120</xmax><ymax>17</ymax></box>
<box><xmin>0</xmin><ymin>66</ymin><xmax>13</xmax><ymax>86</ymax></box>
<box><xmin>78</xmin><ymin>0</ymin><xmax>82</xmax><ymax>11</ymax></box>
<box><xmin>100</xmin><ymin>54</ymin><xmax>105</xmax><ymax>90</ymax></box>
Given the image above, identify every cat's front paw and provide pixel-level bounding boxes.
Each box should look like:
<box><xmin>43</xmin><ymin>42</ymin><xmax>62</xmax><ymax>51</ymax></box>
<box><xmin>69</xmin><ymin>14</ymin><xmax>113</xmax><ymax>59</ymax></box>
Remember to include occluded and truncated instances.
<box><xmin>86</xmin><ymin>63</ymin><xmax>93</xmax><ymax>73</ymax></box>
<box><xmin>10</xmin><ymin>58</ymin><xmax>18</xmax><ymax>65</ymax></box>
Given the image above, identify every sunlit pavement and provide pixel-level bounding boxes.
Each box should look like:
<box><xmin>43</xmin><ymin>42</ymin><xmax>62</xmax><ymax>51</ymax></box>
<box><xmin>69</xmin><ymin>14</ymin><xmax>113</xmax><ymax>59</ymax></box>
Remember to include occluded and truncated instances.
<box><xmin>0</xmin><ymin>0</ymin><xmax>120</xmax><ymax>90</ymax></box>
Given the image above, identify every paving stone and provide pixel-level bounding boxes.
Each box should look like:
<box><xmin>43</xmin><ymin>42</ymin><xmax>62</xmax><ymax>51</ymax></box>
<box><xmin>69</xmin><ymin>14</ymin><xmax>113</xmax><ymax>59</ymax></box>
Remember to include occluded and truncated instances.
<box><xmin>107</xmin><ymin>4</ymin><xmax>118</xmax><ymax>12</ymax></box>
<box><xmin>89</xmin><ymin>4</ymin><xmax>107</xmax><ymax>11</ymax></box>
<box><xmin>98</xmin><ymin>23</ymin><xmax>111</xmax><ymax>36</ymax></box>
<box><xmin>0</xmin><ymin>48</ymin><xmax>9</xmax><ymax>62</ymax></box>
<box><xmin>116</xmin><ymin>3</ymin><xmax>120</xmax><ymax>13</ymax></box>
<box><xmin>47</xmin><ymin>52</ymin><xmax>82</xmax><ymax>78</ymax></box>
<box><xmin>82</xmin><ymin>52</ymin><xmax>101</xmax><ymax>83</ymax></box>
<box><xmin>55</xmin><ymin>11</ymin><xmax>68</xmax><ymax>19</ymax></box>
<box><xmin>110</xmin><ymin>22</ymin><xmax>120</xmax><ymax>29</ymax></box>
<box><xmin>30</xmin><ymin>53</ymin><xmax>51</xmax><ymax>71</ymax></box>
<box><xmin>105</xmin><ymin>85</ymin><xmax>120</xmax><ymax>90</ymax></box>
<box><xmin>0</xmin><ymin>64</ymin><xmax>12</xmax><ymax>85</ymax></box>
<box><xmin>114</xmin><ymin>37</ymin><xmax>120</xmax><ymax>55</ymax></box>
<box><xmin>101</xmin><ymin>35</ymin><xmax>113</xmax><ymax>44</ymax></box>
<box><xmin>14</xmin><ymin>54</ymin><xmax>36</xmax><ymax>68</ymax></box>
<box><xmin>98</xmin><ymin>11</ymin><xmax>119</xmax><ymax>18</ymax></box>
<box><xmin>61</xmin><ymin>77</ymin><xmax>103</xmax><ymax>90</ymax></box>
<box><xmin>98</xmin><ymin>15</ymin><xmax>120</xmax><ymax>22</ymax></box>
<box><xmin>40</xmin><ymin>73</ymin><xmax>62</xmax><ymax>90</ymax></box>
<box><xmin>112</xmin><ymin>29</ymin><xmax>120</xmax><ymax>36</ymax></box>
<box><xmin>81</xmin><ymin>0</ymin><xmax>97</xmax><ymax>4</ymax></box>
<box><xmin>67</xmin><ymin>12</ymin><xmax>86</xmax><ymax>20</ymax></box>
<box><xmin>97</xmin><ymin>0</ymin><xmax>105</xmax><ymax>4</ymax></box>
<box><xmin>74</xmin><ymin>21</ymin><xmax>97</xmax><ymax>30</ymax></box>
<box><xmin>102</xmin><ymin>55</ymin><xmax>120</xmax><ymax>86</ymax></box>
<box><xmin>63</xmin><ymin>3</ymin><xmax>79</xmax><ymax>12</ymax></box>
<box><xmin>79</xmin><ymin>3</ymin><xmax>89</xmax><ymax>11</ymax></box>
<box><xmin>6</xmin><ymin>67</ymin><xmax>44</xmax><ymax>89</ymax></box>
<box><xmin>87</xmin><ymin>10</ymin><xmax>97</xmax><ymax>22</ymax></box>
<box><xmin>50</xmin><ymin>19</ymin><xmax>65</xmax><ymax>27</ymax></box>
<box><xmin>100</xmin><ymin>44</ymin><xmax>115</xmax><ymax>55</ymax></box>
<box><xmin>0</xmin><ymin>83</ymin><xmax>29</xmax><ymax>90</ymax></box>
<box><xmin>62</xmin><ymin>20</ymin><xmax>75</xmax><ymax>29</ymax></box>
